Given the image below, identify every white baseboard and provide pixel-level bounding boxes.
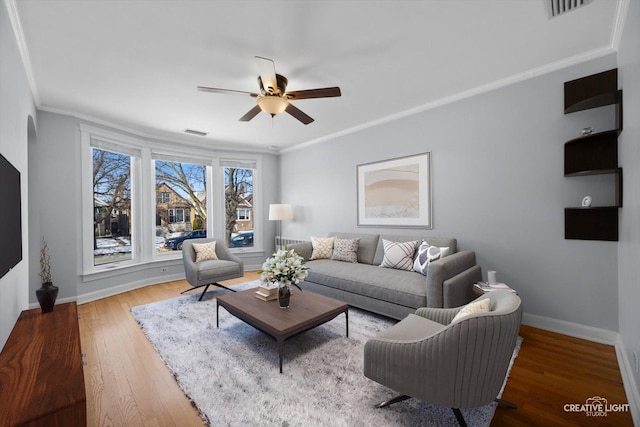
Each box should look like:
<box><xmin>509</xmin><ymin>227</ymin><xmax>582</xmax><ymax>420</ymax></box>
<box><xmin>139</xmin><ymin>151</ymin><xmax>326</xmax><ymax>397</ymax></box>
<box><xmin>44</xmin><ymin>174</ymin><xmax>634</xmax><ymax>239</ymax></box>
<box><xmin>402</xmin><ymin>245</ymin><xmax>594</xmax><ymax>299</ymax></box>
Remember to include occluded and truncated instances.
<box><xmin>616</xmin><ymin>339</ymin><xmax>640</xmax><ymax>426</ymax></box>
<box><xmin>522</xmin><ymin>312</ymin><xmax>619</xmax><ymax>345</ymax></box>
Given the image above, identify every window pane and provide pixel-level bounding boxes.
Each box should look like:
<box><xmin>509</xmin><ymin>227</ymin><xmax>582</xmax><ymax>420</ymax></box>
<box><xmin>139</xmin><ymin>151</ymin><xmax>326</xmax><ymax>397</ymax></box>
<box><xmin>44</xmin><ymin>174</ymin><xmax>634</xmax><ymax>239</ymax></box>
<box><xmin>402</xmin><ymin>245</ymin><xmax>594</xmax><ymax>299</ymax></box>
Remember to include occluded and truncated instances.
<box><xmin>155</xmin><ymin>160</ymin><xmax>206</xmax><ymax>255</ymax></box>
<box><xmin>93</xmin><ymin>148</ymin><xmax>132</xmax><ymax>265</ymax></box>
<box><xmin>225</xmin><ymin>167</ymin><xmax>254</xmax><ymax>249</ymax></box>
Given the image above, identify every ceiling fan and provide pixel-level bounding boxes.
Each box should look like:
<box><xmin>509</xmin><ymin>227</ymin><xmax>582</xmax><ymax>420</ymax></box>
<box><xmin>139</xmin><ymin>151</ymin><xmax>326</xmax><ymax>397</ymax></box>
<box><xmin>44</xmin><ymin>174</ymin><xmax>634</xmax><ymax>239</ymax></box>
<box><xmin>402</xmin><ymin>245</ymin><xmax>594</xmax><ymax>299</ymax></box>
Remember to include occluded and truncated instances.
<box><xmin>197</xmin><ymin>56</ymin><xmax>341</xmax><ymax>125</ymax></box>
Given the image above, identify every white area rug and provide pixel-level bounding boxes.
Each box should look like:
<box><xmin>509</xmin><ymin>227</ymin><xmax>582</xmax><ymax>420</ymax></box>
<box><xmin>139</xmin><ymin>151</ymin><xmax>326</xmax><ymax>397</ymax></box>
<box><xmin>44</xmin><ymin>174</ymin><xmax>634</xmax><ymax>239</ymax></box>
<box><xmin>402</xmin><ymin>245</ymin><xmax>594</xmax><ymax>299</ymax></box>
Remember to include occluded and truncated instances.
<box><xmin>131</xmin><ymin>281</ymin><xmax>522</xmax><ymax>426</ymax></box>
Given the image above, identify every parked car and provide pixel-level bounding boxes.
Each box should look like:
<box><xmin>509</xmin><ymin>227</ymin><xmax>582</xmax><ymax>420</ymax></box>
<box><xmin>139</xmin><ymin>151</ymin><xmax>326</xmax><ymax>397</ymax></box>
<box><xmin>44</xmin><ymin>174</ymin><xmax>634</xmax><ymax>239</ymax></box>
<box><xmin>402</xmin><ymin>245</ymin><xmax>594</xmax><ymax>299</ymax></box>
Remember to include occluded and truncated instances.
<box><xmin>163</xmin><ymin>229</ymin><xmax>207</xmax><ymax>250</ymax></box>
<box><xmin>230</xmin><ymin>231</ymin><xmax>253</xmax><ymax>248</ymax></box>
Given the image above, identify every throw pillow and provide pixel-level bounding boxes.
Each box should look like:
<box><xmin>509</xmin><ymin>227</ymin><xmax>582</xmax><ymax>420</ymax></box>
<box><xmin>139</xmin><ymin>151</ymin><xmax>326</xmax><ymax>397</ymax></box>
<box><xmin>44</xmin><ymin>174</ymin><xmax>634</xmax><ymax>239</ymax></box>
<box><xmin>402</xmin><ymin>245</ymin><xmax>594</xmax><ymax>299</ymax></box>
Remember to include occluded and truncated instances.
<box><xmin>413</xmin><ymin>241</ymin><xmax>451</xmax><ymax>275</ymax></box>
<box><xmin>310</xmin><ymin>236</ymin><xmax>334</xmax><ymax>260</ymax></box>
<box><xmin>379</xmin><ymin>239</ymin><xmax>420</xmax><ymax>271</ymax></box>
<box><xmin>332</xmin><ymin>238</ymin><xmax>360</xmax><ymax>263</ymax></box>
<box><xmin>451</xmin><ymin>298</ymin><xmax>491</xmax><ymax>323</ymax></box>
<box><xmin>192</xmin><ymin>241</ymin><xmax>218</xmax><ymax>262</ymax></box>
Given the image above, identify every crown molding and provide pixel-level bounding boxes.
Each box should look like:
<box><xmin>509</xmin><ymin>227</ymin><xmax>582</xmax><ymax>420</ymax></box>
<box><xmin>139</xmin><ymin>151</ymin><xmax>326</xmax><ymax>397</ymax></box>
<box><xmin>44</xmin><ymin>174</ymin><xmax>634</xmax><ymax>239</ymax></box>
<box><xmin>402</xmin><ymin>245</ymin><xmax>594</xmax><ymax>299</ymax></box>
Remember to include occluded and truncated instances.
<box><xmin>4</xmin><ymin>0</ymin><xmax>40</xmax><ymax>106</ymax></box>
<box><xmin>39</xmin><ymin>105</ymin><xmax>276</xmax><ymax>155</ymax></box>
<box><xmin>611</xmin><ymin>0</ymin><xmax>630</xmax><ymax>50</ymax></box>
<box><xmin>284</xmin><ymin>45</ymin><xmax>615</xmax><ymax>154</ymax></box>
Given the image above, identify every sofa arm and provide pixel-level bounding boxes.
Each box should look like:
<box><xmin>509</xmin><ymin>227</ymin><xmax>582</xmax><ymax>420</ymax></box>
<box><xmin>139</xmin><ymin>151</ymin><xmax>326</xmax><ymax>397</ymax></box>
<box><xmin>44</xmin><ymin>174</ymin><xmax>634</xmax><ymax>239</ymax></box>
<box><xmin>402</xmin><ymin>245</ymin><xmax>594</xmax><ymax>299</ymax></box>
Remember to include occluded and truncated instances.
<box><xmin>426</xmin><ymin>250</ymin><xmax>478</xmax><ymax>308</ymax></box>
<box><xmin>288</xmin><ymin>241</ymin><xmax>313</xmax><ymax>261</ymax></box>
<box><xmin>443</xmin><ymin>264</ymin><xmax>481</xmax><ymax>307</ymax></box>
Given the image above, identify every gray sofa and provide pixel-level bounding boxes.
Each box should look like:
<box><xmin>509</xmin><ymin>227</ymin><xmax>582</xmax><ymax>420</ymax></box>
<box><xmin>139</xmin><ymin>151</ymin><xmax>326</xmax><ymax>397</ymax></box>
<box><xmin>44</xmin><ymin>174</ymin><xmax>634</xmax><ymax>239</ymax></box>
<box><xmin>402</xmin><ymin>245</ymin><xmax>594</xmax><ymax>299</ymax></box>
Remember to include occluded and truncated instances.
<box><xmin>289</xmin><ymin>232</ymin><xmax>481</xmax><ymax>320</ymax></box>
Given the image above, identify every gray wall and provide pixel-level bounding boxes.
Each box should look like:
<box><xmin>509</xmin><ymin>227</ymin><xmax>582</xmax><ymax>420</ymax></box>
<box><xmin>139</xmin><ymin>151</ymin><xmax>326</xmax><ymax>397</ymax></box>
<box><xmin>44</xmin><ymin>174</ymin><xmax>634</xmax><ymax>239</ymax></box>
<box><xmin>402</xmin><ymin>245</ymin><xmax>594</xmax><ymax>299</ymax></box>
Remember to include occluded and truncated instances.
<box><xmin>28</xmin><ymin>111</ymin><xmax>279</xmax><ymax>304</ymax></box>
<box><xmin>0</xmin><ymin>3</ymin><xmax>36</xmax><ymax>347</ymax></box>
<box><xmin>618</xmin><ymin>0</ymin><xmax>640</xmax><ymax>407</ymax></box>
<box><xmin>281</xmin><ymin>54</ymin><xmax>620</xmax><ymax>332</ymax></box>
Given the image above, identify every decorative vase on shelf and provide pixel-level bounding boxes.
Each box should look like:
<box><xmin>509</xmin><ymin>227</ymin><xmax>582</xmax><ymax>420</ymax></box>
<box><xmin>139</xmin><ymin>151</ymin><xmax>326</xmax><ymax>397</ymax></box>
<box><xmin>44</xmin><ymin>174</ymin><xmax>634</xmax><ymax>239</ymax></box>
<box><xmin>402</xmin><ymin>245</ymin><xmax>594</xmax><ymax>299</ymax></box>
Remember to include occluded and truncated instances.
<box><xmin>36</xmin><ymin>282</ymin><xmax>59</xmax><ymax>313</ymax></box>
<box><xmin>278</xmin><ymin>283</ymin><xmax>291</xmax><ymax>309</ymax></box>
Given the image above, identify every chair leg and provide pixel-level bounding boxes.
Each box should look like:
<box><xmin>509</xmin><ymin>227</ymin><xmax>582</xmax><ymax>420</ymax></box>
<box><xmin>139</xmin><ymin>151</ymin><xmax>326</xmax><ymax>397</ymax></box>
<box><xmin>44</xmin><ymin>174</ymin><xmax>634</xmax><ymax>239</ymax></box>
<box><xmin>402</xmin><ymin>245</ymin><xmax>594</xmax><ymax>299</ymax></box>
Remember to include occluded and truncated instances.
<box><xmin>197</xmin><ymin>284</ymin><xmax>211</xmax><ymax>301</ymax></box>
<box><xmin>495</xmin><ymin>398</ymin><xmax>517</xmax><ymax>409</ymax></box>
<box><xmin>452</xmin><ymin>408</ymin><xmax>467</xmax><ymax>427</ymax></box>
<box><xmin>180</xmin><ymin>282</ymin><xmax>237</xmax><ymax>301</ymax></box>
<box><xmin>375</xmin><ymin>394</ymin><xmax>411</xmax><ymax>408</ymax></box>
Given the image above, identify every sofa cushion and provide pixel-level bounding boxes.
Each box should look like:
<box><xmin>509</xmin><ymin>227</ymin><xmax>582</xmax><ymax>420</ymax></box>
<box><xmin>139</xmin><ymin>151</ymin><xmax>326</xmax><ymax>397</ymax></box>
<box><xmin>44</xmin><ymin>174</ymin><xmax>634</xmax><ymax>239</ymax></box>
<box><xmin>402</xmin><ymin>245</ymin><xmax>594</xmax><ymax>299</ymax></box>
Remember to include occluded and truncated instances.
<box><xmin>373</xmin><ymin>234</ymin><xmax>457</xmax><ymax>265</ymax></box>
<box><xmin>451</xmin><ymin>297</ymin><xmax>491</xmax><ymax>323</ymax></box>
<box><xmin>197</xmin><ymin>259</ymin><xmax>242</xmax><ymax>281</ymax></box>
<box><xmin>304</xmin><ymin>259</ymin><xmax>426</xmax><ymax>308</ymax></box>
<box><xmin>192</xmin><ymin>241</ymin><xmax>218</xmax><ymax>262</ymax></box>
<box><xmin>332</xmin><ymin>238</ymin><xmax>359</xmax><ymax>263</ymax></box>
<box><xmin>310</xmin><ymin>236</ymin><xmax>334</xmax><ymax>260</ymax></box>
<box><xmin>413</xmin><ymin>241</ymin><xmax>451</xmax><ymax>275</ymax></box>
<box><xmin>329</xmin><ymin>232</ymin><xmax>379</xmax><ymax>265</ymax></box>
<box><xmin>379</xmin><ymin>239</ymin><xmax>419</xmax><ymax>271</ymax></box>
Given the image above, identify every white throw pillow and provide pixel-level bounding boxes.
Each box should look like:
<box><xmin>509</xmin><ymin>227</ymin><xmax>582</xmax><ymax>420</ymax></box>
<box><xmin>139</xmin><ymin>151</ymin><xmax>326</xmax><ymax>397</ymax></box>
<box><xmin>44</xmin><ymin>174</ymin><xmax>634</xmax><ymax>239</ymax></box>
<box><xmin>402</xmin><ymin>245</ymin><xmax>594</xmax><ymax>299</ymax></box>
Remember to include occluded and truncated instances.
<box><xmin>413</xmin><ymin>241</ymin><xmax>451</xmax><ymax>275</ymax></box>
<box><xmin>192</xmin><ymin>241</ymin><xmax>218</xmax><ymax>262</ymax></box>
<box><xmin>379</xmin><ymin>239</ymin><xmax>419</xmax><ymax>271</ymax></box>
<box><xmin>451</xmin><ymin>298</ymin><xmax>491</xmax><ymax>323</ymax></box>
<box><xmin>310</xmin><ymin>236</ymin><xmax>334</xmax><ymax>260</ymax></box>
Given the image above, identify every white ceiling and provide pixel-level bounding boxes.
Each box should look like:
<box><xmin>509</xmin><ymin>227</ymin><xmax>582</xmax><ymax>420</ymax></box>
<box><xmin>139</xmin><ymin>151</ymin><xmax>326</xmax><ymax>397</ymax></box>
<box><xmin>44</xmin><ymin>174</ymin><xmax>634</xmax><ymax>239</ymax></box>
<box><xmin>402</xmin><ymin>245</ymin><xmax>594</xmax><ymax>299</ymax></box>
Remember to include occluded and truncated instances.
<box><xmin>10</xmin><ymin>0</ymin><xmax>625</xmax><ymax>152</ymax></box>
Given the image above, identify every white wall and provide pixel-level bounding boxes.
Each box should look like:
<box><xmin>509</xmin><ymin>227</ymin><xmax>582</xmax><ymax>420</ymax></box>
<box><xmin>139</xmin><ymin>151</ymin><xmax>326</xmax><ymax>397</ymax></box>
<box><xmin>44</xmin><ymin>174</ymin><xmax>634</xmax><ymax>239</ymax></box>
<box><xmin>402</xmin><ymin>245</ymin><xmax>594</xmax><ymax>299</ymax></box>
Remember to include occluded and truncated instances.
<box><xmin>0</xmin><ymin>2</ymin><xmax>36</xmax><ymax>347</ymax></box>
<box><xmin>618</xmin><ymin>0</ymin><xmax>640</xmax><ymax>416</ymax></box>
<box><xmin>28</xmin><ymin>111</ymin><xmax>280</xmax><ymax>305</ymax></box>
<box><xmin>281</xmin><ymin>54</ymin><xmax>621</xmax><ymax>332</ymax></box>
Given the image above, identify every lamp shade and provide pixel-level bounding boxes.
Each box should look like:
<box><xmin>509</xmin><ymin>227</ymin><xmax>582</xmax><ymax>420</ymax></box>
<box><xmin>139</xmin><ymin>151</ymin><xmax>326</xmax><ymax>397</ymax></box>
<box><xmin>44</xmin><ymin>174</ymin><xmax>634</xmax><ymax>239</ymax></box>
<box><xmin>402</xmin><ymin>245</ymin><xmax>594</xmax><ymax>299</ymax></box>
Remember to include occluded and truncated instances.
<box><xmin>269</xmin><ymin>204</ymin><xmax>293</xmax><ymax>221</ymax></box>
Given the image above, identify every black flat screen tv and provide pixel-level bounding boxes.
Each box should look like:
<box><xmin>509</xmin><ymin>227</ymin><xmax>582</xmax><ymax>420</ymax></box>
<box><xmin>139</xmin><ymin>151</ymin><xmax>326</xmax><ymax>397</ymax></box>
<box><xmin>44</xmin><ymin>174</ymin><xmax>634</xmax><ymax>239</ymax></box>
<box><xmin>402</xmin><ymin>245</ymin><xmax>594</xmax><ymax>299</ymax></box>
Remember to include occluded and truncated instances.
<box><xmin>0</xmin><ymin>152</ymin><xmax>22</xmax><ymax>279</ymax></box>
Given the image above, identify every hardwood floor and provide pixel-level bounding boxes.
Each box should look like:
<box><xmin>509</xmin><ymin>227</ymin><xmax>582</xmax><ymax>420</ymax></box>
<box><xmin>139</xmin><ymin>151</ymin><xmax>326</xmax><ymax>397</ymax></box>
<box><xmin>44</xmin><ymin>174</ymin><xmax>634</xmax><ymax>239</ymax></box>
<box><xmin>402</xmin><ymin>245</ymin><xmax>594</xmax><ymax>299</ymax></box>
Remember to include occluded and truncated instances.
<box><xmin>78</xmin><ymin>273</ymin><xmax>633</xmax><ymax>426</ymax></box>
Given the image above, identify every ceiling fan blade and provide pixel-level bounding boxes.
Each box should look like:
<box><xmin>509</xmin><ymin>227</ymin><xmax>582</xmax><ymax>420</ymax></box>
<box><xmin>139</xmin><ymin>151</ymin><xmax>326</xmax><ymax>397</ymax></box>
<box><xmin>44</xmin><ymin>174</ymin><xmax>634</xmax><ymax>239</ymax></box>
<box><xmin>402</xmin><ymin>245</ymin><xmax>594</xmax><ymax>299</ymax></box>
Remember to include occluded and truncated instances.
<box><xmin>285</xmin><ymin>87</ymin><xmax>342</xmax><ymax>100</ymax></box>
<box><xmin>239</xmin><ymin>104</ymin><xmax>262</xmax><ymax>122</ymax></box>
<box><xmin>197</xmin><ymin>86</ymin><xmax>258</xmax><ymax>97</ymax></box>
<box><xmin>285</xmin><ymin>103</ymin><xmax>314</xmax><ymax>125</ymax></box>
<box><xmin>255</xmin><ymin>56</ymin><xmax>279</xmax><ymax>94</ymax></box>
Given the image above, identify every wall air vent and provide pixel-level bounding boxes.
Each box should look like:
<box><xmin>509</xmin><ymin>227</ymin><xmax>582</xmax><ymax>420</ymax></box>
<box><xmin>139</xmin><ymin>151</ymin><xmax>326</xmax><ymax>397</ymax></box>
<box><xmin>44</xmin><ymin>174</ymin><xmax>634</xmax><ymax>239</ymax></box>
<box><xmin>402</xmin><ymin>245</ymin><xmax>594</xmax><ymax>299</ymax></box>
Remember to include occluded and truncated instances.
<box><xmin>546</xmin><ymin>0</ymin><xmax>592</xmax><ymax>19</ymax></box>
<box><xmin>184</xmin><ymin>129</ymin><xmax>208</xmax><ymax>136</ymax></box>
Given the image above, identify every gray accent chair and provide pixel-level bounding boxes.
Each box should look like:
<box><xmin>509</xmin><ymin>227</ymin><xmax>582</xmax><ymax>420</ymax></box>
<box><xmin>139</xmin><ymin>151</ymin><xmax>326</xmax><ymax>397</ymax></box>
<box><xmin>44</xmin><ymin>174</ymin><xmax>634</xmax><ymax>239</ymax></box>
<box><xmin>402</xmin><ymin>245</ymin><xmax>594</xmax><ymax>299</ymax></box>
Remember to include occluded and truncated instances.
<box><xmin>363</xmin><ymin>290</ymin><xmax>522</xmax><ymax>427</ymax></box>
<box><xmin>181</xmin><ymin>238</ymin><xmax>244</xmax><ymax>300</ymax></box>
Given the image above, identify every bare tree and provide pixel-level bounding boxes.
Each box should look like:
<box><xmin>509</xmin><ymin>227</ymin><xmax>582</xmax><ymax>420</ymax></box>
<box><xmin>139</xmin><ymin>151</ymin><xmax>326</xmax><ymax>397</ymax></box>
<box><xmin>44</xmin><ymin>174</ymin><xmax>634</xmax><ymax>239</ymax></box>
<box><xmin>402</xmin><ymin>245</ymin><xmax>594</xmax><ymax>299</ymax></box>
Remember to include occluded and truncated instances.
<box><xmin>225</xmin><ymin>168</ymin><xmax>253</xmax><ymax>243</ymax></box>
<box><xmin>155</xmin><ymin>161</ymin><xmax>206</xmax><ymax>221</ymax></box>
<box><xmin>93</xmin><ymin>149</ymin><xmax>131</xmax><ymax>247</ymax></box>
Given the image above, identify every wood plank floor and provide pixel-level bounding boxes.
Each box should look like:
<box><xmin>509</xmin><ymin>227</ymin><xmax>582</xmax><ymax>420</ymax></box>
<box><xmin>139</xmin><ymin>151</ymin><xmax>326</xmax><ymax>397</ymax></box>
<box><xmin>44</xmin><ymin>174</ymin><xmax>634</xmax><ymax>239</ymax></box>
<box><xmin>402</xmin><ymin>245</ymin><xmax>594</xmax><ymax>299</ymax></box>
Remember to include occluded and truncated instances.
<box><xmin>78</xmin><ymin>273</ymin><xmax>633</xmax><ymax>426</ymax></box>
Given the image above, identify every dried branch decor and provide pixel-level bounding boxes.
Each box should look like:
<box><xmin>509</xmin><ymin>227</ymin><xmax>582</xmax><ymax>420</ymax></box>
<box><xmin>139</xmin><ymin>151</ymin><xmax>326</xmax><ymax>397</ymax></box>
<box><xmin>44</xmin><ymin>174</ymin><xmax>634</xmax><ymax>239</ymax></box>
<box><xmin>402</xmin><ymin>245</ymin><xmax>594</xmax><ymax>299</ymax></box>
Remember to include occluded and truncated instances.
<box><xmin>40</xmin><ymin>239</ymin><xmax>52</xmax><ymax>284</ymax></box>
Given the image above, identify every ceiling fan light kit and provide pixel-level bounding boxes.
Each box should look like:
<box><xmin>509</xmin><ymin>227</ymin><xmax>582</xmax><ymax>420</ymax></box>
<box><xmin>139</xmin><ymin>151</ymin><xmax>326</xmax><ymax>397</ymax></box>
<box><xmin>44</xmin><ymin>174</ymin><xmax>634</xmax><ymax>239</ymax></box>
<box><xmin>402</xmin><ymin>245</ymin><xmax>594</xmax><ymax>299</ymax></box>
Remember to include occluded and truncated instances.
<box><xmin>198</xmin><ymin>56</ymin><xmax>341</xmax><ymax>125</ymax></box>
<box><xmin>257</xmin><ymin>95</ymin><xmax>288</xmax><ymax>116</ymax></box>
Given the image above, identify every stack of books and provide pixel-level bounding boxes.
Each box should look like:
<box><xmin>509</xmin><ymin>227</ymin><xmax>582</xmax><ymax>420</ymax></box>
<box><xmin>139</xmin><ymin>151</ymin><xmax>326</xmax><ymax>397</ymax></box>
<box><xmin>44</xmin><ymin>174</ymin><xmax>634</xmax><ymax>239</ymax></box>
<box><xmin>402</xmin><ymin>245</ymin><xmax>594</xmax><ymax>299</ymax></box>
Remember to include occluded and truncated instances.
<box><xmin>473</xmin><ymin>282</ymin><xmax>516</xmax><ymax>293</ymax></box>
<box><xmin>255</xmin><ymin>283</ymin><xmax>278</xmax><ymax>301</ymax></box>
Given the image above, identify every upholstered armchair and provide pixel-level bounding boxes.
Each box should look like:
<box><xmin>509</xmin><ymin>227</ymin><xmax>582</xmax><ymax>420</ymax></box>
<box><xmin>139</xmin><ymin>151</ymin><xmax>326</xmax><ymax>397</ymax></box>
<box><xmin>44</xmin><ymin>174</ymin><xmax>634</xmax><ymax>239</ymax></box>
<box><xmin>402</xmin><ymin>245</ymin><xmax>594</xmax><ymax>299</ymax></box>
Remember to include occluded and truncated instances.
<box><xmin>363</xmin><ymin>291</ymin><xmax>522</xmax><ymax>427</ymax></box>
<box><xmin>181</xmin><ymin>238</ymin><xmax>244</xmax><ymax>301</ymax></box>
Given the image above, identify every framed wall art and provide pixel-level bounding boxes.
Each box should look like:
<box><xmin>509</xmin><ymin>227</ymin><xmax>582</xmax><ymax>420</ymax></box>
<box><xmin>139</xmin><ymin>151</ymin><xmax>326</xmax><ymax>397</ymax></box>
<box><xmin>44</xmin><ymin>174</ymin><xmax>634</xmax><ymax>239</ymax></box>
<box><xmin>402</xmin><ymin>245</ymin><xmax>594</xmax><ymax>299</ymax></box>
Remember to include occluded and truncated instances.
<box><xmin>357</xmin><ymin>152</ymin><xmax>432</xmax><ymax>228</ymax></box>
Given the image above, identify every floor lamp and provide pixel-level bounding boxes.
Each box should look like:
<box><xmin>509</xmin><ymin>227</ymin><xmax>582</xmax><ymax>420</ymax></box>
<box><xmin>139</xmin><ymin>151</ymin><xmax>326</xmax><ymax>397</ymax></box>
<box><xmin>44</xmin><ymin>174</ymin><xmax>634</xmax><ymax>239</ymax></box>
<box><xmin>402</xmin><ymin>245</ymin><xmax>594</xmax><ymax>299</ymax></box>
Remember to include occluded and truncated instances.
<box><xmin>269</xmin><ymin>204</ymin><xmax>292</xmax><ymax>250</ymax></box>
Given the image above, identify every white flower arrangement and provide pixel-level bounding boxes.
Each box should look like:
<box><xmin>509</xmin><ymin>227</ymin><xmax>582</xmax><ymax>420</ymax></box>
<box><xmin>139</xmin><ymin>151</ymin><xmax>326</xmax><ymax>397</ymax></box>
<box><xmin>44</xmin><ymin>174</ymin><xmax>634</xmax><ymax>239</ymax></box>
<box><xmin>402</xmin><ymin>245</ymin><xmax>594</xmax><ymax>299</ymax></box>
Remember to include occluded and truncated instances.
<box><xmin>259</xmin><ymin>248</ymin><xmax>309</xmax><ymax>290</ymax></box>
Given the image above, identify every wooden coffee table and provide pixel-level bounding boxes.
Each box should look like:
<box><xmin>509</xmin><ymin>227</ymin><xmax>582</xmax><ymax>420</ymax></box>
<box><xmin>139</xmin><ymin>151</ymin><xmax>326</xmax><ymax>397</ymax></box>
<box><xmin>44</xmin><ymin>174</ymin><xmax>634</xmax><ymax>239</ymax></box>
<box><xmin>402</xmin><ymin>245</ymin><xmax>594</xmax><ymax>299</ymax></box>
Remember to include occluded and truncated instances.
<box><xmin>216</xmin><ymin>287</ymin><xmax>349</xmax><ymax>373</ymax></box>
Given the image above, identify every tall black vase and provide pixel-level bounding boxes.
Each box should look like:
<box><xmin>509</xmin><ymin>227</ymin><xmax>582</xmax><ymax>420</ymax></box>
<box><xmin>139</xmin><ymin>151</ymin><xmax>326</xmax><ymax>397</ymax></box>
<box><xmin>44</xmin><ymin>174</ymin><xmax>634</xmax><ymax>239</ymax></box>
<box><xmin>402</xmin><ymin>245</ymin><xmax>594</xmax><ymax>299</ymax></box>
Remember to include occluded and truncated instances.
<box><xmin>36</xmin><ymin>282</ymin><xmax>59</xmax><ymax>313</ymax></box>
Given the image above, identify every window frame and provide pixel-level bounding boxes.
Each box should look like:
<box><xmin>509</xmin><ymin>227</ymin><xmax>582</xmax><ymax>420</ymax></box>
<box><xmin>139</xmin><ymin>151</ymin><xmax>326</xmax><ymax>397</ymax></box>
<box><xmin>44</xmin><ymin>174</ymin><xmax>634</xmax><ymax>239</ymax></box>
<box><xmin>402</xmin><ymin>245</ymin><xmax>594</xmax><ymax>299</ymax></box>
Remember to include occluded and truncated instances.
<box><xmin>81</xmin><ymin>126</ymin><xmax>143</xmax><ymax>274</ymax></box>
<box><xmin>81</xmin><ymin>125</ymin><xmax>264</xmax><ymax>277</ymax></box>
<box><xmin>215</xmin><ymin>156</ymin><xmax>263</xmax><ymax>254</ymax></box>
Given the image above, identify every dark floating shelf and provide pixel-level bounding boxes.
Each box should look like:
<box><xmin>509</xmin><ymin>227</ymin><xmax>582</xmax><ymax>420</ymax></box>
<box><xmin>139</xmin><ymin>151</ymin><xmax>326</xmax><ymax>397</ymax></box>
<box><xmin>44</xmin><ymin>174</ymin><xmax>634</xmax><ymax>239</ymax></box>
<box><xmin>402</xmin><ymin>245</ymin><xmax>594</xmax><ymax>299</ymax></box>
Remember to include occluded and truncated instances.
<box><xmin>563</xmin><ymin>69</ymin><xmax>623</xmax><ymax>241</ymax></box>
<box><xmin>565</xmin><ymin>207</ymin><xmax>619</xmax><ymax>241</ymax></box>
<box><xmin>564</xmin><ymin>69</ymin><xmax>618</xmax><ymax>113</ymax></box>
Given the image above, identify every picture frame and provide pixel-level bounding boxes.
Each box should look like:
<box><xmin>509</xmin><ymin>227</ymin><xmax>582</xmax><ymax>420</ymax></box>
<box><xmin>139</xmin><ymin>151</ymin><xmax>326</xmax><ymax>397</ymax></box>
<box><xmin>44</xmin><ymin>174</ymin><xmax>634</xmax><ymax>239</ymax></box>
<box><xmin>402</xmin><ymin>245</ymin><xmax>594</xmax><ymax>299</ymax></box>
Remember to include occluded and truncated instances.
<box><xmin>357</xmin><ymin>152</ymin><xmax>432</xmax><ymax>228</ymax></box>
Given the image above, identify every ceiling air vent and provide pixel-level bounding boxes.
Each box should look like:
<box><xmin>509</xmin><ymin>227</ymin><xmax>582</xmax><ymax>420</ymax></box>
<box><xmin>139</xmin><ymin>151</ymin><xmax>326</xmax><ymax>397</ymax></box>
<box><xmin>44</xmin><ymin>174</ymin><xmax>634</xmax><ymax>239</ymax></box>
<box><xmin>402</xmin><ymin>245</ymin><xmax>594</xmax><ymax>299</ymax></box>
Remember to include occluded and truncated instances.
<box><xmin>546</xmin><ymin>0</ymin><xmax>592</xmax><ymax>18</ymax></box>
<box><xmin>184</xmin><ymin>129</ymin><xmax>208</xmax><ymax>136</ymax></box>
